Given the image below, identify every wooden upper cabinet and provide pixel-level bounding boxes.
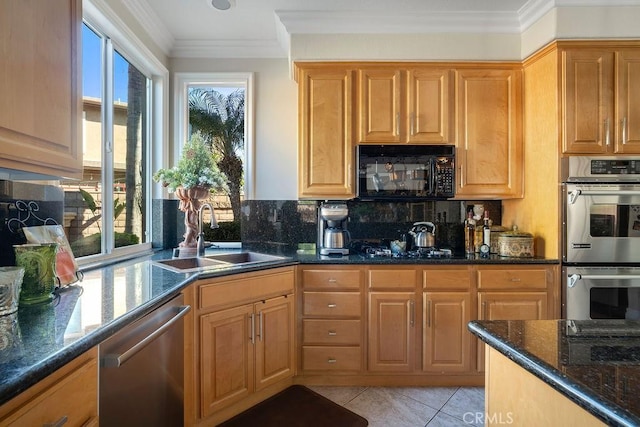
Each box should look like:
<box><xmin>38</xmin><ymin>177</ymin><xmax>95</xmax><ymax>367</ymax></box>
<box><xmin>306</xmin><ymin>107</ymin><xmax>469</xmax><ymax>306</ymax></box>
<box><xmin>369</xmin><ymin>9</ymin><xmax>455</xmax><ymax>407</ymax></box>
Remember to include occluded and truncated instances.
<box><xmin>562</xmin><ymin>49</ymin><xmax>615</xmax><ymax>154</ymax></box>
<box><xmin>358</xmin><ymin>67</ymin><xmax>453</xmax><ymax>144</ymax></box>
<box><xmin>455</xmin><ymin>68</ymin><xmax>523</xmax><ymax>199</ymax></box>
<box><xmin>297</xmin><ymin>65</ymin><xmax>355</xmax><ymax>199</ymax></box>
<box><xmin>563</xmin><ymin>46</ymin><xmax>640</xmax><ymax>154</ymax></box>
<box><xmin>0</xmin><ymin>0</ymin><xmax>82</xmax><ymax>179</ymax></box>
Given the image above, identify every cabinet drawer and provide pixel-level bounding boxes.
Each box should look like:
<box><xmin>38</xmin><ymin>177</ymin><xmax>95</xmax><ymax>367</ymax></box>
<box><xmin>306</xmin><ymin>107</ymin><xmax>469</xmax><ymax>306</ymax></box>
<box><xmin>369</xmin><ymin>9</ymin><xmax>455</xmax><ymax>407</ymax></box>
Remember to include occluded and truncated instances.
<box><xmin>303</xmin><ymin>319</ymin><xmax>361</xmax><ymax>345</ymax></box>
<box><xmin>303</xmin><ymin>292</ymin><xmax>361</xmax><ymax>317</ymax></box>
<box><xmin>422</xmin><ymin>268</ymin><xmax>471</xmax><ymax>290</ymax></box>
<box><xmin>302</xmin><ymin>346</ymin><xmax>362</xmax><ymax>371</ymax></box>
<box><xmin>200</xmin><ymin>267</ymin><xmax>294</xmax><ymax>310</ymax></box>
<box><xmin>302</xmin><ymin>269</ymin><xmax>361</xmax><ymax>290</ymax></box>
<box><xmin>477</xmin><ymin>268</ymin><xmax>548</xmax><ymax>290</ymax></box>
<box><xmin>368</xmin><ymin>268</ymin><xmax>417</xmax><ymax>290</ymax></box>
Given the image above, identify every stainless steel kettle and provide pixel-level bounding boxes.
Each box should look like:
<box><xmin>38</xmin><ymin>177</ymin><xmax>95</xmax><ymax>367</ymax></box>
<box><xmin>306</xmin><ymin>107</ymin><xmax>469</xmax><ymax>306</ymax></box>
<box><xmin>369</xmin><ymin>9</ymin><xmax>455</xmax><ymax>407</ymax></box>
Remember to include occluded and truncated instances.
<box><xmin>409</xmin><ymin>222</ymin><xmax>436</xmax><ymax>248</ymax></box>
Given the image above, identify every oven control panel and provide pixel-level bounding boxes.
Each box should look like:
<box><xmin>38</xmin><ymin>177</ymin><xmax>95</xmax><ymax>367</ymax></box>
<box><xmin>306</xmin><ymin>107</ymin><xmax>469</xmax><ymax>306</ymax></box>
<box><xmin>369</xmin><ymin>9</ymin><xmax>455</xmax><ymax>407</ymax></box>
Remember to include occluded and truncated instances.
<box><xmin>590</xmin><ymin>159</ymin><xmax>640</xmax><ymax>175</ymax></box>
<box><xmin>563</xmin><ymin>156</ymin><xmax>640</xmax><ymax>182</ymax></box>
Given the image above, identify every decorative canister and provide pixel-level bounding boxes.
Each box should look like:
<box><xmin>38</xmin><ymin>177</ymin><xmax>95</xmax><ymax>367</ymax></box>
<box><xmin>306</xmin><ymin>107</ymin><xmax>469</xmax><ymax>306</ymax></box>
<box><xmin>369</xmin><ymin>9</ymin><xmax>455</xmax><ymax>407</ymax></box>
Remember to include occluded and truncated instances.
<box><xmin>490</xmin><ymin>225</ymin><xmax>508</xmax><ymax>254</ymax></box>
<box><xmin>498</xmin><ymin>226</ymin><xmax>534</xmax><ymax>257</ymax></box>
<box><xmin>13</xmin><ymin>243</ymin><xmax>58</xmax><ymax>306</ymax></box>
<box><xmin>0</xmin><ymin>267</ymin><xmax>24</xmax><ymax>315</ymax></box>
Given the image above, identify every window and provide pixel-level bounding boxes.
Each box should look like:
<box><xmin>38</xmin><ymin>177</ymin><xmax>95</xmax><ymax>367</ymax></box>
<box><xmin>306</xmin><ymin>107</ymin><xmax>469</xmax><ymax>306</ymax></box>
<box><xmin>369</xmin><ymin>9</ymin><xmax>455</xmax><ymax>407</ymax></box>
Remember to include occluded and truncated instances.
<box><xmin>62</xmin><ymin>7</ymin><xmax>168</xmax><ymax>264</ymax></box>
<box><xmin>174</xmin><ymin>73</ymin><xmax>254</xmax><ymax>242</ymax></box>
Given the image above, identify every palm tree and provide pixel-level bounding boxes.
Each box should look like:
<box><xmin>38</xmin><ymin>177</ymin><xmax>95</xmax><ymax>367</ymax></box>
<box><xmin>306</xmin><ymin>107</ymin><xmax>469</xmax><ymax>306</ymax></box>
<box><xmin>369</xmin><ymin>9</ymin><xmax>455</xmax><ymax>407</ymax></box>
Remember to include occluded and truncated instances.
<box><xmin>188</xmin><ymin>88</ymin><xmax>245</xmax><ymax>221</ymax></box>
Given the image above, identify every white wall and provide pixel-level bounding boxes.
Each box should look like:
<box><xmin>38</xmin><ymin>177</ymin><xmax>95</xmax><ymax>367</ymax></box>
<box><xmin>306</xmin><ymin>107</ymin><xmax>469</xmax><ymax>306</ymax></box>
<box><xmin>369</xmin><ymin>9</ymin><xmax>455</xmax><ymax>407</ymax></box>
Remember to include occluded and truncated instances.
<box><xmin>169</xmin><ymin>58</ymin><xmax>298</xmax><ymax>200</ymax></box>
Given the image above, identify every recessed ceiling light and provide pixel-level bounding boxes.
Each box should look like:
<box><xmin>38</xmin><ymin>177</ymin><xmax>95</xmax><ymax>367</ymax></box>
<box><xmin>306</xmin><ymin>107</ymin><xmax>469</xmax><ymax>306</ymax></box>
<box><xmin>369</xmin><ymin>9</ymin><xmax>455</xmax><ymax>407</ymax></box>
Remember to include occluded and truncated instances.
<box><xmin>211</xmin><ymin>0</ymin><xmax>235</xmax><ymax>10</ymax></box>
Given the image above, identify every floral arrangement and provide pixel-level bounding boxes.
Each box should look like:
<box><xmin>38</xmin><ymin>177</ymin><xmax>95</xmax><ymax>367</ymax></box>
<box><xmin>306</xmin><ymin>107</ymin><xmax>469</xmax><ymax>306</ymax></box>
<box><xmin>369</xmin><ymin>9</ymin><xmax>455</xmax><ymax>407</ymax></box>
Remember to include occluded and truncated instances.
<box><xmin>153</xmin><ymin>134</ymin><xmax>227</xmax><ymax>193</ymax></box>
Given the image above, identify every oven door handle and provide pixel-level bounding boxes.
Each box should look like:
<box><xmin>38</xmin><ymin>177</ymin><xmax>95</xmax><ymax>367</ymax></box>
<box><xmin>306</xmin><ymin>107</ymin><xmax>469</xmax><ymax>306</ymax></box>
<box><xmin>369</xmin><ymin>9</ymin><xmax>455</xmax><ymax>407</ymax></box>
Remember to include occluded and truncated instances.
<box><xmin>568</xmin><ymin>274</ymin><xmax>640</xmax><ymax>288</ymax></box>
<box><xmin>568</xmin><ymin>189</ymin><xmax>640</xmax><ymax>204</ymax></box>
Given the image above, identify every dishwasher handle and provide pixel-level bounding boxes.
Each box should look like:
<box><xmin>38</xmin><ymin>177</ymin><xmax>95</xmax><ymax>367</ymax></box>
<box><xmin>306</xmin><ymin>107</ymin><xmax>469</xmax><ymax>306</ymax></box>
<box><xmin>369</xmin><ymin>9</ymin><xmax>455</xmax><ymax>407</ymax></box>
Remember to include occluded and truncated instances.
<box><xmin>102</xmin><ymin>304</ymin><xmax>191</xmax><ymax>368</ymax></box>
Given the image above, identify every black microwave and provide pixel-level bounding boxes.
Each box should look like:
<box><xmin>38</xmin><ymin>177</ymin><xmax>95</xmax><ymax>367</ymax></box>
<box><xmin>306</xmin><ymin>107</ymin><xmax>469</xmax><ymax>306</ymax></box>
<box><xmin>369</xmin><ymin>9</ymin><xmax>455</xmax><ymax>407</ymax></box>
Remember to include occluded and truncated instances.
<box><xmin>357</xmin><ymin>145</ymin><xmax>455</xmax><ymax>200</ymax></box>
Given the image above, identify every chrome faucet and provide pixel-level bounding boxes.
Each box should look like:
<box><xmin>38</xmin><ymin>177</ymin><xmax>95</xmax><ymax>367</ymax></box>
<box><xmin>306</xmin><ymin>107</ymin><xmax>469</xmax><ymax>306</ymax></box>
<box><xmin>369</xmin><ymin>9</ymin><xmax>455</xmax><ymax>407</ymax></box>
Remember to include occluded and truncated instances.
<box><xmin>197</xmin><ymin>203</ymin><xmax>219</xmax><ymax>256</ymax></box>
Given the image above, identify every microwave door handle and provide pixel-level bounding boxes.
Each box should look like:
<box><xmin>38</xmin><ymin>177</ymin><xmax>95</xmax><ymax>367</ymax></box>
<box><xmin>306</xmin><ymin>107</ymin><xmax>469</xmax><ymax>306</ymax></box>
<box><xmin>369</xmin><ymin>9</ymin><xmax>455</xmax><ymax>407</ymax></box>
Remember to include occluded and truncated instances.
<box><xmin>568</xmin><ymin>274</ymin><xmax>640</xmax><ymax>288</ymax></box>
<box><xmin>429</xmin><ymin>158</ymin><xmax>435</xmax><ymax>195</ymax></box>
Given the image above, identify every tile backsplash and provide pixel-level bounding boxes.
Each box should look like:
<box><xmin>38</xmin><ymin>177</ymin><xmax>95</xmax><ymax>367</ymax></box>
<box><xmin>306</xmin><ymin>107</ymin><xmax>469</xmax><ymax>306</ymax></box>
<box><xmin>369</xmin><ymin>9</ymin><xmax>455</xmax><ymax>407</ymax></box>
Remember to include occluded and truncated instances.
<box><xmin>0</xmin><ymin>181</ymin><xmax>64</xmax><ymax>266</ymax></box>
<box><xmin>241</xmin><ymin>199</ymin><xmax>502</xmax><ymax>255</ymax></box>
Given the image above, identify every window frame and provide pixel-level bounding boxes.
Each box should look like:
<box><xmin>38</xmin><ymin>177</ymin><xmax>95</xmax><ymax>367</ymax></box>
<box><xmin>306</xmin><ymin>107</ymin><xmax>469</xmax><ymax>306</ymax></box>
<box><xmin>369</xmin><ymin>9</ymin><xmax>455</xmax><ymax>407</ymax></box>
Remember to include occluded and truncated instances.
<box><xmin>173</xmin><ymin>72</ymin><xmax>255</xmax><ymax>201</ymax></box>
<box><xmin>78</xmin><ymin>1</ymin><xmax>169</xmax><ymax>266</ymax></box>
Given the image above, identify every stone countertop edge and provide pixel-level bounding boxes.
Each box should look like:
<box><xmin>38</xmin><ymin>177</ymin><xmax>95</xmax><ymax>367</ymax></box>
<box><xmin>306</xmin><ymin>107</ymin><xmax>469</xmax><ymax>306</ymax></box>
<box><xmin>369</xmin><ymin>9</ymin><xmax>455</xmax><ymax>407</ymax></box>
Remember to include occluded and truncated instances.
<box><xmin>0</xmin><ymin>250</ymin><xmax>556</xmax><ymax>408</ymax></box>
<box><xmin>468</xmin><ymin>320</ymin><xmax>639</xmax><ymax>427</ymax></box>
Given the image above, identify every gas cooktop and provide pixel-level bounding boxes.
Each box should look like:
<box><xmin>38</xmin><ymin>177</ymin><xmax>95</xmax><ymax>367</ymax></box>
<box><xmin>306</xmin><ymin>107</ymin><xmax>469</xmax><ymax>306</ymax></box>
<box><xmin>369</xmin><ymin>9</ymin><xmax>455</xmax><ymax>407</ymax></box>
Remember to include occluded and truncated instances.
<box><xmin>355</xmin><ymin>242</ymin><xmax>454</xmax><ymax>259</ymax></box>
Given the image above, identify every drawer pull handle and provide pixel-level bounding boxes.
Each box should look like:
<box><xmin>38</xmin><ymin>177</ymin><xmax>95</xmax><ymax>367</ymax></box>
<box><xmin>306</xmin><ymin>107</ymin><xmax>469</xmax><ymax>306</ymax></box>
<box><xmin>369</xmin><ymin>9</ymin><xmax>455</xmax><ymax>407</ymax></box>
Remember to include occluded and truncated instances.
<box><xmin>510</xmin><ymin>278</ymin><xmax>521</xmax><ymax>282</ymax></box>
<box><xmin>328</xmin><ymin>303</ymin><xmax>337</xmax><ymax>308</ymax></box>
<box><xmin>44</xmin><ymin>416</ymin><xmax>68</xmax><ymax>427</ymax></box>
<box><xmin>328</xmin><ymin>278</ymin><xmax>337</xmax><ymax>283</ymax></box>
<box><xmin>328</xmin><ymin>330</ymin><xmax>337</xmax><ymax>336</ymax></box>
<box><xmin>327</xmin><ymin>358</ymin><xmax>337</xmax><ymax>364</ymax></box>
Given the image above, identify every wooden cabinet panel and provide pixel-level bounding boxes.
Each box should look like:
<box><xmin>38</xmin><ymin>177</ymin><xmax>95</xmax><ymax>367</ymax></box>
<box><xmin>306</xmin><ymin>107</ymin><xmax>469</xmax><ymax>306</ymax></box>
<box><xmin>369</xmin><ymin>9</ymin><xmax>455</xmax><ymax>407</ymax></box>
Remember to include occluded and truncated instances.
<box><xmin>368</xmin><ymin>292</ymin><xmax>416</xmax><ymax>372</ymax></box>
<box><xmin>478</xmin><ymin>292</ymin><xmax>548</xmax><ymax>321</ymax></box>
<box><xmin>297</xmin><ymin>65</ymin><xmax>354</xmax><ymax>199</ymax></box>
<box><xmin>302</xmin><ymin>346</ymin><xmax>362</xmax><ymax>371</ymax></box>
<box><xmin>0</xmin><ymin>0</ymin><xmax>82</xmax><ymax>178</ymax></box>
<box><xmin>303</xmin><ymin>292</ymin><xmax>361</xmax><ymax>317</ymax></box>
<box><xmin>0</xmin><ymin>348</ymin><xmax>98</xmax><ymax>427</ymax></box>
<box><xmin>358</xmin><ymin>69</ymin><xmax>402</xmax><ymax>143</ymax></box>
<box><xmin>616</xmin><ymin>49</ymin><xmax>640</xmax><ymax>153</ymax></box>
<box><xmin>254</xmin><ymin>296</ymin><xmax>294</xmax><ymax>392</ymax></box>
<box><xmin>422</xmin><ymin>266</ymin><xmax>472</xmax><ymax>290</ymax></box>
<box><xmin>562</xmin><ymin>49</ymin><xmax>614</xmax><ymax>154</ymax></box>
<box><xmin>423</xmin><ymin>292</ymin><xmax>471</xmax><ymax>373</ymax></box>
<box><xmin>455</xmin><ymin>68</ymin><xmax>523</xmax><ymax>199</ymax></box>
<box><xmin>303</xmin><ymin>319</ymin><xmax>362</xmax><ymax>345</ymax></box>
<box><xmin>199</xmin><ymin>267</ymin><xmax>294</xmax><ymax>311</ymax></box>
<box><xmin>358</xmin><ymin>67</ymin><xmax>453</xmax><ymax>144</ymax></box>
<box><xmin>200</xmin><ymin>304</ymin><xmax>254</xmax><ymax>418</ymax></box>
<box><xmin>477</xmin><ymin>268</ymin><xmax>549</xmax><ymax>290</ymax></box>
<box><xmin>368</xmin><ymin>268</ymin><xmax>417</xmax><ymax>290</ymax></box>
<box><xmin>301</xmin><ymin>269</ymin><xmax>361</xmax><ymax>290</ymax></box>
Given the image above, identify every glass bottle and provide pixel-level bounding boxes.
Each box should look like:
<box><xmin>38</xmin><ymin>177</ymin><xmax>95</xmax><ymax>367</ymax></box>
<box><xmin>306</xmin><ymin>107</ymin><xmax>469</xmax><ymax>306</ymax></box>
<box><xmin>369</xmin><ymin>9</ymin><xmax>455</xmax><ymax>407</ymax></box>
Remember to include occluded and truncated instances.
<box><xmin>483</xmin><ymin>210</ymin><xmax>491</xmax><ymax>246</ymax></box>
<box><xmin>465</xmin><ymin>211</ymin><xmax>475</xmax><ymax>254</ymax></box>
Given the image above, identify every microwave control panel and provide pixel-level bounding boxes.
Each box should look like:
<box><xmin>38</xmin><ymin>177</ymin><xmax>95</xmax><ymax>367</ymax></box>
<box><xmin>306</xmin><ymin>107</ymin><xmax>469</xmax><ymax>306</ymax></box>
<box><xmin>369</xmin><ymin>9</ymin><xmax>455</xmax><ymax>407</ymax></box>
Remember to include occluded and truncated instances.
<box><xmin>590</xmin><ymin>159</ymin><xmax>640</xmax><ymax>175</ymax></box>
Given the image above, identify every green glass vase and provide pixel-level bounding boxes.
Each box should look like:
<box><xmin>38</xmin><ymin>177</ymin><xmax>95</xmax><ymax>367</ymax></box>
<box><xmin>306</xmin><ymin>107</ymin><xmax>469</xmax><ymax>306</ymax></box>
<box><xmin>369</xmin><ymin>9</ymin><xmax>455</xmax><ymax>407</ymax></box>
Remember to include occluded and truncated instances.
<box><xmin>13</xmin><ymin>243</ymin><xmax>58</xmax><ymax>306</ymax></box>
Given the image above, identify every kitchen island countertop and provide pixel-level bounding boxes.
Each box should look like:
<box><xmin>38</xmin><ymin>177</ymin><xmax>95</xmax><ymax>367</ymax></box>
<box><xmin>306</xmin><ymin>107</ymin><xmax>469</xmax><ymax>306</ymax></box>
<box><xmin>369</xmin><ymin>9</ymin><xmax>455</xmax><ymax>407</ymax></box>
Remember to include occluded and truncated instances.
<box><xmin>469</xmin><ymin>319</ymin><xmax>640</xmax><ymax>427</ymax></box>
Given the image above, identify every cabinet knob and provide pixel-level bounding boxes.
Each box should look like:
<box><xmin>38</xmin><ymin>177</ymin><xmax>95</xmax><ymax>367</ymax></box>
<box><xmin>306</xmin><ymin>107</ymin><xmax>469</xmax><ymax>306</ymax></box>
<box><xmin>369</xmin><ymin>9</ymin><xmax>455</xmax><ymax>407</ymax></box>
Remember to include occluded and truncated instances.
<box><xmin>328</xmin><ymin>330</ymin><xmax>337</xmax><ymax>336</ymax></box>
<box><xmin>328</xmin><ymin>278</ymin><xmax>337</xmax><ymax>283</ymax></box>
<box><xmin>327</xmin><ymin>358</ymin><xmax>337</xmax><ymax>364</ymax></box>
<box><xmin>327</xmin><ymin>303</ymin><xmax>337</xmax><ymax>308</ymax></box>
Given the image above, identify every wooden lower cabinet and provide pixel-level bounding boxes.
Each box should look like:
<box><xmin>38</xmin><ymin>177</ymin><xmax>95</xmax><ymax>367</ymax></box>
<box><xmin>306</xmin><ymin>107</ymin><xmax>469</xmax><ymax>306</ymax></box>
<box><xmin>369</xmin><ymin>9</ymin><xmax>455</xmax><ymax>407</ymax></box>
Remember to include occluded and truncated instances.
<box><xmin>0</xmin><ymin>348</ymin><xmax>98</xmax><ymax>427</ymax></box>
<box><xmin>298</xmin><ymin>263</ymin><xmax>557</xmax><ymax>386</ymax></box>
<box><xmin>185</xmin><ymin>267</ymin><xmax>295</xmax><ymax>426</ymax></box>
<box><xmin>368</xmin><ymin>291</ymin><xmax>416</xmax><ymax>372</ymax></box>
<box><xmin>423</xmin><ymin>291</ymin><xmax>472</xmax><ymax>373</ymax></box>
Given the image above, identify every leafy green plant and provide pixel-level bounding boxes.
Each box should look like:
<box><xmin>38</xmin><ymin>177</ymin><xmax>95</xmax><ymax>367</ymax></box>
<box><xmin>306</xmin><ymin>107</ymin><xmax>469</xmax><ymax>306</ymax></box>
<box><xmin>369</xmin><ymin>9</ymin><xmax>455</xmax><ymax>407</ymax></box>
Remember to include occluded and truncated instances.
<box><xmin>153</xmin><ymin>134</ymin><xmax>227</xmax><ymax>193</ymax></box>
<box><xmin>79</xmin><ymin>189</ymin><xmax>126</xmax><ymax>232</ymax></box>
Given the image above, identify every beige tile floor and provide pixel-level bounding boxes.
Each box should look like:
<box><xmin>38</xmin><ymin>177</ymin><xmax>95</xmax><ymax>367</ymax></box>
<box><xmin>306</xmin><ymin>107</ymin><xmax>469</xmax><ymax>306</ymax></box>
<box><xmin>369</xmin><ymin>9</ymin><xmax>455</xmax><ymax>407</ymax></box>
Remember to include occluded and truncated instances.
<box><xmin>308</xmin><ymin>386</ymin><xmax>485</xmax><ymax>427</ymax></box>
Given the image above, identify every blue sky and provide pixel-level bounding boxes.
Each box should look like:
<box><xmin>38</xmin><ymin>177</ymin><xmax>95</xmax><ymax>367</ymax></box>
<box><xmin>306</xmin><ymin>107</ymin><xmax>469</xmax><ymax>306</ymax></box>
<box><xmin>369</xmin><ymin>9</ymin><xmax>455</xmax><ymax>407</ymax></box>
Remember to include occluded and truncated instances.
<box><xmin>83</xmin><ymin>25</ymin><xmax>131</xmax><ymax>102</ymax></box>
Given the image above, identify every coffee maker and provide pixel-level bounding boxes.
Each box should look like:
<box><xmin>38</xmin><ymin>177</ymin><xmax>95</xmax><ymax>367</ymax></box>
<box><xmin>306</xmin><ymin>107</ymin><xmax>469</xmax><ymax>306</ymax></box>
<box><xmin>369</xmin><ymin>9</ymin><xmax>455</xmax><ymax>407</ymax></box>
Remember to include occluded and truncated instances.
<box><xmin>317</xmin><ymin>202</ymin><xmax>350</xmax><ymax>256</ymax></box>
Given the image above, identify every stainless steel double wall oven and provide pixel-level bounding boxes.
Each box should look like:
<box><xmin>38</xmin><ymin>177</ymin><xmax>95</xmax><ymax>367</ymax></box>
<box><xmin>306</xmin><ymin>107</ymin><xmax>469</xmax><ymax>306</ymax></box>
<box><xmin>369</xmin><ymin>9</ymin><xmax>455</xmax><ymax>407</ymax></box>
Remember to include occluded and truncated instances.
<box><xmin>563</xmin><ymin>156</ymin><xmax>640</xmax><ymax>320</ymax></box>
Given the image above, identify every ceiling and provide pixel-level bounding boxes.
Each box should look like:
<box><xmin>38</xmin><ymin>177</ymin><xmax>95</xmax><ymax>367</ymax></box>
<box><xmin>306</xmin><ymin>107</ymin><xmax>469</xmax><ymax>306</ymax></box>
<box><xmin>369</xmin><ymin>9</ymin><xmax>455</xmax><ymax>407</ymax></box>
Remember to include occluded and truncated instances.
<box><xmin>121</xmin><ymin>0</ymin><xmax>638</xmax><ymax>58</ymax></box>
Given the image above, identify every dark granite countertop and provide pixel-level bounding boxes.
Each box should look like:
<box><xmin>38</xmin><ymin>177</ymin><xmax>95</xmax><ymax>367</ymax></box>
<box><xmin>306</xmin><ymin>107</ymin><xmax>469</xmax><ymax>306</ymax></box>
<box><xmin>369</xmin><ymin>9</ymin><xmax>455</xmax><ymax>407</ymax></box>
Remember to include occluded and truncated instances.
<box><xmin>0</xmin><ymin>247</ymin><xmax>557</xmax><ymax>408</ymax></box>
<box><xmin>469</xmin><ymin>319</ymin><xmax>640</xmax><ymax>427</ymax></box>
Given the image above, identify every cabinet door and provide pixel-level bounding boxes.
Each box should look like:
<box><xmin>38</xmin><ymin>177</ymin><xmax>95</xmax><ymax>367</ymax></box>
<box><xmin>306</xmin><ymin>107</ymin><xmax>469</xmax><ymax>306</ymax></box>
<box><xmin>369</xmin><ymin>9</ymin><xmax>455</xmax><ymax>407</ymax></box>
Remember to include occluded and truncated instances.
<box><xmin>200</xmin><ymin>304</ymin><xmax>254</xmax><ymax>418</ymax></box>
<box><xmin>562</xmin><ymin>49</ymin><xmax>615</xmax><ymax>154</ymax></box>
<box><xmin>407</xmin><ymin>68</ymin><xmax>453</xmax><ymax>144</ymax></box>
<box><xmin>477</xmin><ymin>292</ymin><xmax>547</xmax><ymax>372</ymax></box>
<box><xmin>254</xmin><ymin>295</ymin><xmax>294</xmax><ymax>392</ymax></box>
<box><xmin>368</xmin><ymin>292</ymin><xmax>415</xmax><ymax>372</ymax></box>
<box><xmin>0</xmin><ymin>0</ymin><xmax>82</xmax><ymax>178</ymax></box>
<box><xmin>423</xmin><ymin>292</ymin><xmax>471</xmax><ymax>373</ymax></box>
<box><xmin>358</xmin><ymin>69</ymin><xmax>402</xmax><ymax>143</ymax></box>
<box><xmin>456</xmin><ymin>69</ymin><xmax>523</xmax><ymax>198</ymax></box>
<box><xmin>298</xmin><ymin>67</ymin><xmax>354</xmax><ymax>198</ymax></box>
<box><xmin>616</xmin><ymin>49</ymin><xmax>640</xmax><ymax>154</ymax></box>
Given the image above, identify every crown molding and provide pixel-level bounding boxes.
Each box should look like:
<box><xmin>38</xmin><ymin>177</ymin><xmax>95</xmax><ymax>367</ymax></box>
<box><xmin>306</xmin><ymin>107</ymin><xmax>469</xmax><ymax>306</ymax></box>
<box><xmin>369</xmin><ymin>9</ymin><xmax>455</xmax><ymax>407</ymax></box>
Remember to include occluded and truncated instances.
<box><xmin>170</xmin><ymin>39</ymin><xmax>287</xmax><ymax>59</ymax></box>
<box><xmin>122</xmin><ymin>0</ymin><xmax>175</xmax><ymax>56</ymax></box>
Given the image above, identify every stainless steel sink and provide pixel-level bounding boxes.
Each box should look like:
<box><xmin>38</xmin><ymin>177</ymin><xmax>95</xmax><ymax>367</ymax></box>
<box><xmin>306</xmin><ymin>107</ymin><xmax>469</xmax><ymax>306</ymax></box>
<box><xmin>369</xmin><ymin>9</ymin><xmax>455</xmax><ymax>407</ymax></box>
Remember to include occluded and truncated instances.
<box><xmin>153</xmin><ymin>251</ymin><xmax>289</xmax><ymax>273</ymax></box>
<box><xmin>203</xmin><ymin>252</ymin><xmax>287</xmax><ymax>264</ymax></box>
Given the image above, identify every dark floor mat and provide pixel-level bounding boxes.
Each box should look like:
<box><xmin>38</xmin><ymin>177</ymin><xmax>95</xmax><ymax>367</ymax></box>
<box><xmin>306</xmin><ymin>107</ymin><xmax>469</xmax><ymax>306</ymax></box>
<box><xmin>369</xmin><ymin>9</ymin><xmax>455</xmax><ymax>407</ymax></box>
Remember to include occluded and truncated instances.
<box><xmin>217</xmin><ymin>385</ymin><xmax>368</xmax><ymax>427</ymax></box>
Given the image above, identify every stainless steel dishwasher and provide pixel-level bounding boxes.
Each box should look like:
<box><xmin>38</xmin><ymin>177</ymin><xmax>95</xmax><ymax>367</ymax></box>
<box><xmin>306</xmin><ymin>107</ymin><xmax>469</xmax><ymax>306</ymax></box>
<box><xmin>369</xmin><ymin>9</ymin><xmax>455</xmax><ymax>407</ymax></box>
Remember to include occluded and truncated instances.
<box><xmin>99</xmin><ymin>294</ymin><xmax>190</xmax><ymax>427</ymax></box>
